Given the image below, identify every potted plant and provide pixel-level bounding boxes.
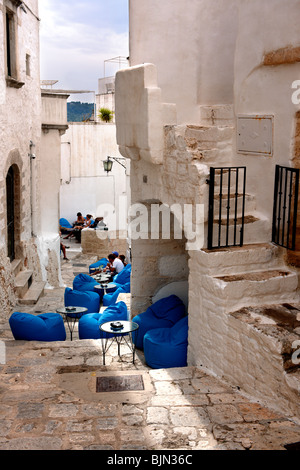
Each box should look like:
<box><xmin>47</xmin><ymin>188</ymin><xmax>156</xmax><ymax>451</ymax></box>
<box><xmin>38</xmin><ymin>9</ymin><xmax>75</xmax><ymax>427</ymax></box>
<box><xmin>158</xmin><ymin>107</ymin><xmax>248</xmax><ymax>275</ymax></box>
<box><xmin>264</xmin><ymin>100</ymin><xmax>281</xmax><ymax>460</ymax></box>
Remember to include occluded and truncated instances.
<box><xmin>98</xmin><ymin>107</ymin><xmax>114</xmax><ymax>123</ymax></box>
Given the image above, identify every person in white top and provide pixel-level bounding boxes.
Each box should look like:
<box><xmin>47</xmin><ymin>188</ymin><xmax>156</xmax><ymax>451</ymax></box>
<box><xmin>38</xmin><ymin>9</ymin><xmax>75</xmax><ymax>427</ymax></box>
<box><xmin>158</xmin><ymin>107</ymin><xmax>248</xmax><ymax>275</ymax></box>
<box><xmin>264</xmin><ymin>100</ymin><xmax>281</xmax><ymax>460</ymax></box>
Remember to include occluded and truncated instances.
<box><xmin>106</xmin><ymin>253</ymin><xmax>124</xmax><ymax>275</ymax></box>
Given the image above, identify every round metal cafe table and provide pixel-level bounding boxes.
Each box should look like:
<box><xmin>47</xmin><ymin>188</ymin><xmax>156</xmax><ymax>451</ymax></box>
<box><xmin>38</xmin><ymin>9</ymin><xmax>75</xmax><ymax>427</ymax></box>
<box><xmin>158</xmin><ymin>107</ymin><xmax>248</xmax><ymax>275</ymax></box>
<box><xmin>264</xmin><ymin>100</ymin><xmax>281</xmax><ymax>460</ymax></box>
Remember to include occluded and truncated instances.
<box><xmin>99</xmin><ymin>320</ymin><xmax>139</xmax><ymax>365</ymax></box>
<box><xmin>56</xmin><ymin>306</ymin><xmax>87</xmax><ymax>341</ymax></box>
<box><xmin>94</xmin><ymin>283</ymin><xmax>116</xmax><ymax>296</ymax></box>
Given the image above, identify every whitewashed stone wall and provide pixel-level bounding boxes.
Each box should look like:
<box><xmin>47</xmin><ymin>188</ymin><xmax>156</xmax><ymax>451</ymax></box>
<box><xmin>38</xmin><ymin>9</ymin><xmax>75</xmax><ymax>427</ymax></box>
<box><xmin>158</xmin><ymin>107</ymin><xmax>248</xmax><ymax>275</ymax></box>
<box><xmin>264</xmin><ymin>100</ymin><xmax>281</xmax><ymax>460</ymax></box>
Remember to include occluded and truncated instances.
<box><xmin>0</xmin><ymin>0</ymin><xmax>43</xmax><ymax>317</ymax></box>
<box><xmin>60</xmin><ymin>122</ymin><xmax>129</xmax><ymax>231</ymax></box>
<box><xmin>117</xmin><ymin>0</ymin><xmax>300</xmax><ymax>416</ymax></box>
<box><xmin>188</xmin><ymin>246</ymin><xmax>299</xmax><ymax>418</ymax></box>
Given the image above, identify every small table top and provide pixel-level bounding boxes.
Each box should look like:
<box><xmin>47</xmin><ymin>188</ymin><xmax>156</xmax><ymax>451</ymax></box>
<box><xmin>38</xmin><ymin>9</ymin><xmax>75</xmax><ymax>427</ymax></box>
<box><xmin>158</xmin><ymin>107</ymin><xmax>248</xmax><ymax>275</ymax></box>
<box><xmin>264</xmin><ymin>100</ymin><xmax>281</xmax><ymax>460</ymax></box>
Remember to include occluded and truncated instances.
<box><xmin>56</xmin><ymin>306</ymin><xmax>88</xmax><ymax>317</ymax></box>
<box><xmin>94</xmin><ymin>283</ymin><xmax>116</xmax><ymax>290</ymax></box>
<box><xmin>93</xmin><ymin>273</ymin><xmax>111</xmax><ymax>279</ymax></box>
<box><xmin>99</xmin><ymin>320</ymin><xmax>139</xmax><ymax>335</ymax></box>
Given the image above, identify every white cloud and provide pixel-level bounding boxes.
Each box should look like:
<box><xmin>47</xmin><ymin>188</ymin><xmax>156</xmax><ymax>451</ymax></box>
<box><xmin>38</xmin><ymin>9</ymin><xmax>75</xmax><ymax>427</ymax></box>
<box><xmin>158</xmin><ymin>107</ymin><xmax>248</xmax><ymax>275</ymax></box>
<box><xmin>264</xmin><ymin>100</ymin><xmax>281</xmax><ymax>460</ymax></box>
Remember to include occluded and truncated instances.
<box><xmin>39</xmin><ymin>0</ymin><xmax>129</xmax><ymax>94</ymax></box>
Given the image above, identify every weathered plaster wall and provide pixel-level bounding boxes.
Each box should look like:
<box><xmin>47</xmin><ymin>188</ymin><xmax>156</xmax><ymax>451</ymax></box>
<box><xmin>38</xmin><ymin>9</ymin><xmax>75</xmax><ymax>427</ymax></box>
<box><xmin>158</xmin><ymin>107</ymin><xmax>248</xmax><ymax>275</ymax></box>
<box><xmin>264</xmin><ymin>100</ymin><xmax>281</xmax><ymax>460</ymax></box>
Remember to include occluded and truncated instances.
<box><xmin>129</xmin><ymin>0</ymin><xmax>300</xmax><ymax>236</ymax></box>
<box><xmin>0</xmin><ymin>0</ymin><xmax>43</xmax><ymax>317</ymax></box>
<box><xmin>233</xmin><ymin>0</ymin><xmax>300</xmax><ymax>238</ymax></box>
<box><xmin>129</xmin><ymin>0</ymin><xmax>239</xmax><ymax>124</ymax></box>
<box><xmin>117</xmin><ymin>0</ymin><xmax>300</xmax><ymax>416</ymax></box>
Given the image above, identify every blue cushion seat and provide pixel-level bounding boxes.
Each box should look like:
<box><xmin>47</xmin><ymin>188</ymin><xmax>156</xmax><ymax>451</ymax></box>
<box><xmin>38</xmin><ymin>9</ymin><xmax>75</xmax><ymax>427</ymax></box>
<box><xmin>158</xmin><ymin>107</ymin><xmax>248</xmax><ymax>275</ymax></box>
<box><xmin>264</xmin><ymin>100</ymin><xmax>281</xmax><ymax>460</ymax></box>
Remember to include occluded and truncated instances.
<box><xmin>9</xmin><ymin>312</ymin><xmax>66</xmax><ymax>342</ymax></box>
<box><xmin>73</xmin><ymin>273</ymin><xmax>98</xmax><ymax>292</ymax></box>
<box><xmin>64</xmin><ymin>287</ymin><xmax>100</xmax><ymax>314</ymax></box>
<box><xmin>89</xmin><ymin>258</ymin><xmax>108</xmax><ymax>273</ymax></box>
<box><xmin>78</xmin><ymin>301</ymin><xmax>129</xmax><ymax>339</ymax></box>
<box><xmin>133</xmin><ymin>295</ymin><xmax>186</xmax><ymax>349</ymax></box>
<box><xmin>59</xmin><ymin>218</ymin><xmax>73</xmax><ymax>229</ymax></box>
<box><xmin>113</xmin><ymin>264</ymin><xmax>131</xmax><ymax>286</ymax></box>
<box><xmin>143</xmin><ymin>316</ymin><xmax>189</xmax><ymax>369</ymax></box>
<box><xmin>102</xmin><ymin>282</ymin><xmax>131</xmax><ymax>306</ymax></box>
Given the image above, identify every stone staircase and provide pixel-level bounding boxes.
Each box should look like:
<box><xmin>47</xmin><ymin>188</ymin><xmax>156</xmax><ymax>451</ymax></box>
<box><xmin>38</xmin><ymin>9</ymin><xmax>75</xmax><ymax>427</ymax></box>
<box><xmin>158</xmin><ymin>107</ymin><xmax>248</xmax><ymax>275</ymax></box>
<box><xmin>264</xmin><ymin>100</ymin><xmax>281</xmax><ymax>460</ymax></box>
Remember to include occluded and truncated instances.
<box><xmin>11</xmin><ymin>258</ymin><xmax>45</xmax><ymax>306</ymax></box>
<box><xmin>184</xmin><ymin>105</ymin><xmax>271</xmax><ymax>248</ymax></box>
<box><xmin>200</xmin><ymin>243</ymin><xmax>299</xmax><ymax>311</ymax></box>
<box><xmin>189</xmin><ymin>243</ymin><xmax>300</xmax><ymax>419</ymax></box>
<box><xmin>185</xmin><ymin>106</ymin><xmax>300</xmax><ymax>418</ymax></box>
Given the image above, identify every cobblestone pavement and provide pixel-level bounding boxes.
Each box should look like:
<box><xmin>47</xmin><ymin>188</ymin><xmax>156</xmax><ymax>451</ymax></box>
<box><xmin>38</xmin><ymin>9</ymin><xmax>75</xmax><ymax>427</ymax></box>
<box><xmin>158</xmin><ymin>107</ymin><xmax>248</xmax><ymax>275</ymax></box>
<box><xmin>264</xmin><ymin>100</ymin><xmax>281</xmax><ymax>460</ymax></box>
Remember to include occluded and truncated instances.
<box><xmin>0</xmin><ymin>239</ymin><xmax>300</xmax><ymax>451</ymax></box>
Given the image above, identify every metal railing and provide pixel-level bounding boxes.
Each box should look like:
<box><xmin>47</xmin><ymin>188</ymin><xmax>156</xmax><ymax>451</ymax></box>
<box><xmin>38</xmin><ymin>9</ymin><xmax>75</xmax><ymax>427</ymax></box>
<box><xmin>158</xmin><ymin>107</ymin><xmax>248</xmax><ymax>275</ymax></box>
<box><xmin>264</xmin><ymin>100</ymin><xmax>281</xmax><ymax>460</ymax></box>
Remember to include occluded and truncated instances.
<box><xmin>272</xmin><ymin>165</ymin><xmax>299</xmax><ymax>251</ymax></box>
<box><xmin>207</xmin><ymin>167</ymin><xmax>247</xmax><ymax>250</ymax></box>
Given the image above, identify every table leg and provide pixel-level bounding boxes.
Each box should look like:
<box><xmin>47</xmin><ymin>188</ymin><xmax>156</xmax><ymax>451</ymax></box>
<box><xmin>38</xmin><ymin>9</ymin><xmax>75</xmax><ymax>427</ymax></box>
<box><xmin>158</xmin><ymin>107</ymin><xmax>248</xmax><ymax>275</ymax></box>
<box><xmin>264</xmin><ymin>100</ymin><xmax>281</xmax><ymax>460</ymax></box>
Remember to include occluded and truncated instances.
<box><xmin>65</xmin><ymin>316</ymin><xmax>77</xmax><ymax>341</ymax></box>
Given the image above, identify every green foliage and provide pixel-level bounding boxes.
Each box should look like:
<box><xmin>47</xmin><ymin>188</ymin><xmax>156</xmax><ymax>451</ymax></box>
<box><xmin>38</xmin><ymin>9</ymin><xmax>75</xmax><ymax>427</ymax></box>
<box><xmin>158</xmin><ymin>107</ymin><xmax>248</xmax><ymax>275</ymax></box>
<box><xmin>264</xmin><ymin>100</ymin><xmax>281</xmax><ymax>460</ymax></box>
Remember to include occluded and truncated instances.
<box><xmin>98</xmin><ymin>107</ymin><xmax>114</xmax><ymax>123</ymax></box>
<box><xmin>67</xmin><ymin>102</ymin><xmax>94</xmax><ymax>122</ymax></box>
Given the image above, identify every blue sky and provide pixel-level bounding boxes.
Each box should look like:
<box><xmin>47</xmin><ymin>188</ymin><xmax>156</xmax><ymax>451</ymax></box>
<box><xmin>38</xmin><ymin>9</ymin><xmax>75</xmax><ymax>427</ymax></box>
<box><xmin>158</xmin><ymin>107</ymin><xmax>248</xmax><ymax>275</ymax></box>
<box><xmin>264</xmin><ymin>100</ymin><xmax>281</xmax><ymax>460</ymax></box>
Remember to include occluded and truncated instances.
<box><xmin>39</xmin><ymin>0</ymin><xmax>129</xmax><ymax>98</ymax></box>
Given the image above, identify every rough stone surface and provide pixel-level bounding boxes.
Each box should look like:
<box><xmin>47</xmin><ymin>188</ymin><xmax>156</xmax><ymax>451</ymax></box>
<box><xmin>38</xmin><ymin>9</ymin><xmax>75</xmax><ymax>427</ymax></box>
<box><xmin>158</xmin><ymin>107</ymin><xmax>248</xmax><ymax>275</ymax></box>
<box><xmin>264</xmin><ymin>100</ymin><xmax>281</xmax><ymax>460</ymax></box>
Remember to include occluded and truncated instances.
<box><xmin>0</xmin><ymin>242</ymin><xmax>300</xmax><ymax>451</ymax></box>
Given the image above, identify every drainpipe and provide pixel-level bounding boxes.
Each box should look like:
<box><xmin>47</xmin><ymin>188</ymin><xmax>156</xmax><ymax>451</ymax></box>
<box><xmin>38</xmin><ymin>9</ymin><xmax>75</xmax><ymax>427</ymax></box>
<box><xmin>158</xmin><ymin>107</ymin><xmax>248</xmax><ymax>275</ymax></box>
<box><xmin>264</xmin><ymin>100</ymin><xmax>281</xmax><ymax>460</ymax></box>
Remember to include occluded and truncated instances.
<box><xmin>29</xmin><ymin>140</ymin><xmax>37</xmax><ymax>237</ymax></box>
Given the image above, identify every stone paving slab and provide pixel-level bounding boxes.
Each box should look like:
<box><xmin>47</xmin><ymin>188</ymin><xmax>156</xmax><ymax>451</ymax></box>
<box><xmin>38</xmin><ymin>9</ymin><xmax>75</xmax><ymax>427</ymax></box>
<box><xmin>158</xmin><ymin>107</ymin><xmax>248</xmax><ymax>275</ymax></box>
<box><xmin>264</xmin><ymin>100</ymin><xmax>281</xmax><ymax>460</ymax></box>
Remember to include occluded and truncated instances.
<box><xmin>1</xmin><ymin>245</ymin><xmax>300</xmax><ymax>451</ymax></box>
<box><xmin>1</xmin><ymin>339</ymin><xmax>300</xmax><ymax>451</ymax></box>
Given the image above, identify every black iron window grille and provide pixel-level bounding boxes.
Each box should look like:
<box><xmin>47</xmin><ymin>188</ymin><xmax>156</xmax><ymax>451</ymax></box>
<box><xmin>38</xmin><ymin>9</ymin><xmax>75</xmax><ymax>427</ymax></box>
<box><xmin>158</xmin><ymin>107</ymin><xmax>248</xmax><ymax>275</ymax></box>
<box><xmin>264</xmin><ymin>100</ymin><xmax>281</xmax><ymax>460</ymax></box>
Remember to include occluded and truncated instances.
<box><xmin>272</xmin><ymin>165</ymin><xmax>299</xmax><ymax>251</ymax></box>
<box><xmin>207</xmin><ymin>166</ymin><xmax>247</xmax><ymax>250</ymax></box>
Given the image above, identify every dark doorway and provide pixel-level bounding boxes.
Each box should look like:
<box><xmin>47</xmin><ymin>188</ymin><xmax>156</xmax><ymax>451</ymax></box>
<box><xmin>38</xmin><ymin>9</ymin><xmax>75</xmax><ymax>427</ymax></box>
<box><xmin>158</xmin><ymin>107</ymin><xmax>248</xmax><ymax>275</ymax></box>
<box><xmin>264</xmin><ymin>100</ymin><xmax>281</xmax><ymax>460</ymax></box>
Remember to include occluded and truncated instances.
<box><xmin>6</xmin><ymin>166</ymin><xmax>15</xmax><ymax>261</ymax></box>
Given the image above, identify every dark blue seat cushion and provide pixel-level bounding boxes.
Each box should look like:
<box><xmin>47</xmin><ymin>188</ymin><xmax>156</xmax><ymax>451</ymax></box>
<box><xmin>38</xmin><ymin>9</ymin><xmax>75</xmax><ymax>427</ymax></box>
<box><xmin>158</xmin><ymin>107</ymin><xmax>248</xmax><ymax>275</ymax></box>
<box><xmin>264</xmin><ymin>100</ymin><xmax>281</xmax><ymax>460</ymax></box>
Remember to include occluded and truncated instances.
<box><xmin>64</xmin><ymin>287</ymin><xmax>100</xmax><ymax>314</ymax></box>
<box><xmin>59</xmin><ymin>218</ymin><xmax>73</xmax><ymax>229</ymax></box>
<box><xmin>113</xmin><ymin>264</ymin><xmax>131</xmax><ymax>285</ymax></box>
<box><xmin>102</xmin><ymin>282</ymin><xmax>131</xmax><ymax>306</ymax></box>
<box><xmin>143</xmin><ymin>316</ymin><xmax>188</xmax><ymax>369</ymax></box>
<box><xmin>73</xmin><ymin>273</ymin><xmax>98</xmax><ymax>292</ymax></box>
<box><xmin>89</xmin><ymin>258</ymin><xmax>108</xmax><ymax>273</ymax></box>
<box><xmin>9</xmin><ymin>312</ymin><xmax>66</xmax><ymax>342</ymax></box>
<box><xmin>78</xmin><ymin>301</ymin><xmax>129</xmax><ymax>339</ymax></box>
<box><xmin>133</xmin><ymin>295</ymin><xmax>186</xmax><ymax>349</ymax></box>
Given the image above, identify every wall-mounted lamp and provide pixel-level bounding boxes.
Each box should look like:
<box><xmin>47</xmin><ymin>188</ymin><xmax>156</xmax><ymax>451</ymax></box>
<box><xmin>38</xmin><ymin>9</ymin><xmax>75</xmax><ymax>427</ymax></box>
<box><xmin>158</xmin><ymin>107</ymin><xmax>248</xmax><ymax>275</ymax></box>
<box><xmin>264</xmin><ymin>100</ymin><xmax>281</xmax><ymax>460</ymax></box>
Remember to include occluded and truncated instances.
<box><xmin>29</xmin><ymin>140</ymin><xmax>36</xmax><ymax>159</ymax></box>
<box><xmin>19</xmin><ymin>2</ymin><xmax>27</xmax><ymax>13</ymax></box>
<box><xmin>103</xmin><ymin>156</ymin><xmax>126</xmax><ymax>175</ymax></box>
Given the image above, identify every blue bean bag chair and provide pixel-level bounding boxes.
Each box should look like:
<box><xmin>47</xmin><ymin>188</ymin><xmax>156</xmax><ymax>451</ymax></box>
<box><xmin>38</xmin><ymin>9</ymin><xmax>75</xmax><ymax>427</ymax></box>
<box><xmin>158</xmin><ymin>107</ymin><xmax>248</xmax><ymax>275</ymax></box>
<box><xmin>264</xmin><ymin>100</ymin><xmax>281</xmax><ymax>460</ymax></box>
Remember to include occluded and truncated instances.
<box><xmin>102</xmin><ymin>282</ymin><xmax>131</xmax><ymax>306</ymax></box>
<box><xmin>133</xmin><ymin>295</ymin><xmax>186</xmax><ymax>349</ymax></box>
<box><xmin>78</xmin><ymin>301</ymin><xmax>129</xmax><ymax>339</ymax></box>
<box><xmin>89</xmin><ymin>258</ymin><xmax>108</xmax><ymax>273</ymax></box>
<box><xmin>113</xmin><ymin>264</ymin><xmax>131</xmax><ymax>286</ymax></box>
<box><xmin>59</xmin><ymin>218</ymin><xmax>73</xmax><ymax>229</ymax></box>
<box><xmin>143</xmin><ymin>316</ymin><xmax>189</xmax><ymax>369</ymax></box>
<box><xmin>73</xmin><ymin>273</ymin><xmax>98</xmax><ymax>292</ymax></box>
<box><xmin>9</xmin><ymin>312</ymin><xmax>66</xmax><ymax>342</ymax></box>
<box><xmin>64</xmin><ymin>287</ymin><xmax>100</xmax><ymax>314</ymax></box>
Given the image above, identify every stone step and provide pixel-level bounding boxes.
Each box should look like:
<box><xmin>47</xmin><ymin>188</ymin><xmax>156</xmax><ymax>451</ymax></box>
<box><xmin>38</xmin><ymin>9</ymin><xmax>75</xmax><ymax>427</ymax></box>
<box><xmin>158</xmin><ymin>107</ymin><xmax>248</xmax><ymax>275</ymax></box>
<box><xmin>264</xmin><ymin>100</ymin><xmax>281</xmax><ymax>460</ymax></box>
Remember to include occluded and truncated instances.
<box><xmin>213</xmin><ymin>169</ymin><xmax>246</xmax><ymax>191</ymax></box>
<box><xmin>18</xmin><ymin>281</ymin><xmax>46</xmax><ymax>305</ymax></box>
<box><xmin>213</xmin><ymin>193</ymin><xmax>256</xmax><ymax>217</ymax></box>
<box><xmin>196</xmin><ymin>243</ymin><xmax>284</xmax><ymax>276</ymax></box>
<box><xmin>229</xmin><ymin>302</ymin><xmax>300</xmax><ymax>418</ymax></box>
<box><xmin>14</xmin><ymin>270</ymin><xmax>33</xmax><ymax>298</ymax></box>
<box><xmin>207</xmin><ymin>211</ymin><xmax>270</xmax><ymax>247</ymax></box>
<box><xmin>210</xmin><ymin>268</ymin><xmax>299</xmax><ymax>311</ymax></box>
<box><xmin>11</xmin><ymin>258</ymin><xmax>22</xmax><ymax>277</ymax></box>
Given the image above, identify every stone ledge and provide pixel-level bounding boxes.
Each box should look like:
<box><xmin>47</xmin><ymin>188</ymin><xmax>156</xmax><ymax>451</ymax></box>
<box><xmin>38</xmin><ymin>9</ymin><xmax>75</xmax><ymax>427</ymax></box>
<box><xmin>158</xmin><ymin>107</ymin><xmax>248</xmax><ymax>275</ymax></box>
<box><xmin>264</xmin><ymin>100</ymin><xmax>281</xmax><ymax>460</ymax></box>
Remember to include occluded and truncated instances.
<box><xmin>81</xmin><ymin>229</ymin><xmax>128</xmax><ymax>257</ymax></box>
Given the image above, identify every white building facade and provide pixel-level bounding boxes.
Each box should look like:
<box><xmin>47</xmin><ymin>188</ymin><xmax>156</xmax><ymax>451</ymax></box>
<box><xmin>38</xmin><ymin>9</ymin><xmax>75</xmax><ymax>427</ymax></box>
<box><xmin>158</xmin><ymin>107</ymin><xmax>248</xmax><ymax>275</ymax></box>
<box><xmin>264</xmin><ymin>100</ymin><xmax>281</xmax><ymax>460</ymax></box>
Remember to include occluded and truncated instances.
<box><xmin>60</xmin><ymin>79</ymin><xmax>130</xmax><ymax>235</ymax></box>
<box><xmin>0</xmin><ymin>0</ymin><xmax>69</xmax><ymax>317</ymax></box>
<box><xmin>115</xmin><ymin>0</ymin><xmax>300</xmax><ymax>417</ymax></box>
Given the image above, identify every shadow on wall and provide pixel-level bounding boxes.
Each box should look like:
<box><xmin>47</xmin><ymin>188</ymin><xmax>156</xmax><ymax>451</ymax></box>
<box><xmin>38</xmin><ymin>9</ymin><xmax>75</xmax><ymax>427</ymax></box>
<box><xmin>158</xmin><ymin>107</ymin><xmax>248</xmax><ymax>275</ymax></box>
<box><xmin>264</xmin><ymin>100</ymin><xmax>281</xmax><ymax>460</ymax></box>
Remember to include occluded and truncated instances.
<box><xmin>152</xmin><ymin>281</ymin><xmax>189</xmax><ymax>314</ymax></box>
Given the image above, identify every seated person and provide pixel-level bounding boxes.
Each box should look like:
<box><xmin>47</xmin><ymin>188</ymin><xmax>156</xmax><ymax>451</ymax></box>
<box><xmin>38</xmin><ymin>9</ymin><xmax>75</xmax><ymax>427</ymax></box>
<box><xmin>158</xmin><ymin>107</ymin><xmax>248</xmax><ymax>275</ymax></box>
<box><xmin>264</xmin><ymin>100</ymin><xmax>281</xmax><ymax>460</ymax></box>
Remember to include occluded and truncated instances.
<box><xmin>64</xmin><ymin>212</ymin><xmax>86</xmax><ymax>239</ymax></box>
<box><xmin>74</xmin><ymin>212</ymin><xmax>85</xmax><ymax>226</ymax></box>
<box><xmin>119</xmin><ymin>255</ymin><xmax>127</xmax><ymax>266</ymax></box>
<box><xmin>65</xmin><ymin>214</ymin><xmax>93</xmax><ymax>241</ymax></box>
<box><xmin>104</xmin><ymin>253</ymin><xmax>124</xmax><ymax>277</ymax></box>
